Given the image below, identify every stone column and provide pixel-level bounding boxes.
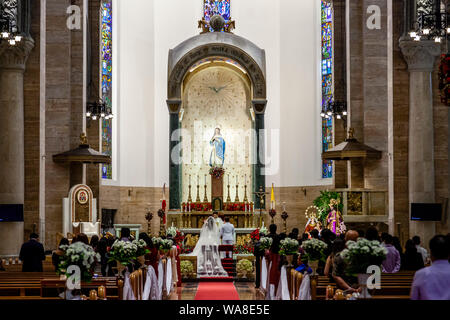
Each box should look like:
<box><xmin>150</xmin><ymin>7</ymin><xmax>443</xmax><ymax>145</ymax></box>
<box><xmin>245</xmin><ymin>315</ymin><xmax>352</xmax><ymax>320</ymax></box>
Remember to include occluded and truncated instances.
<box><xmin>0</xmin><ymin>38</ymin><xmax>34</xmax><ymax>204</ymax></box>
<box><xmin>167</xmin><ymin>100</ymin><xmax>182</xmax><ymax>210</ymax></box>
<box><xmin>399</xmin><ymin>39</ymin><xmax>440</xmax><ymax>246</ymax></box>
<box><xmin>0</xmin><ymin>38</ymin><xmax>34</xmax><ymax>255</ymax></box>
<box><xmin>252</xmin><ymin>100</ymin><xmax>267</xmax><ymax>209</ymax></box>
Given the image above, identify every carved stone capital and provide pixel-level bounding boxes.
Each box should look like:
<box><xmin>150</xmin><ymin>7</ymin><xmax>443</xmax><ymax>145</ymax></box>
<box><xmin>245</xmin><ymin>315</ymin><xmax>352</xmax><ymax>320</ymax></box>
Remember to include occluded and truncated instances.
<box><xmin>166</xmin><ymin>99</ymin><xmax>182</xmax><ymax>114</ymax></box>
<box><xmin>0</xmin><ymin>37</ymin><xmax>35</xmax><ymax>71</ymax></box>
<box><xmin>399</xmin><ymin>39</ymin><xmax>441</xmax><ymax>72</ymax></box>
<box><xmin>252</xmin><ymin>99</ymin><xmax>267</xmax><ymax>114</ymax></box>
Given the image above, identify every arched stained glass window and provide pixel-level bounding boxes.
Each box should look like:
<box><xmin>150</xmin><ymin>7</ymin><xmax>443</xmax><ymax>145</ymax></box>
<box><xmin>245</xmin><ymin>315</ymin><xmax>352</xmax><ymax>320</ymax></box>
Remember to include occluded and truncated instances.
<box><xmin>204</xmin><ymin>0</ymin><xmax>231</xmax><ymax>32</ymax></box>
<box><xmin>321</xmin><ymin>0</ymin><xmax>333</xmax><ymax>179</ymax></box>
<box><xmin>101</xmin><ymin>0</ymin><xmax>112</xmax><ymax>180</ymax></box>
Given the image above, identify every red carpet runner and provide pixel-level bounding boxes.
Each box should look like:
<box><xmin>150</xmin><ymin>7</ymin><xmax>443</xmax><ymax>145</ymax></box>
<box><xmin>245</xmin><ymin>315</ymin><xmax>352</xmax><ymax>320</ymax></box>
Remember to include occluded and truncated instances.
<box><xmin>194</xmin><ymin>282</ymin><xmax>240</xmax><ymax>300</ymax></box>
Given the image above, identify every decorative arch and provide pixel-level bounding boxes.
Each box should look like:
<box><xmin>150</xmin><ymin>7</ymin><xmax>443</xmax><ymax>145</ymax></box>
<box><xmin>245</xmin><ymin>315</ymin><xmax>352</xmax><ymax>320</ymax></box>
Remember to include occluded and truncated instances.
<box><xmin>166</xmin><ymin>32</ymin><xmax>268</xmax><ymax>210</ymax></box>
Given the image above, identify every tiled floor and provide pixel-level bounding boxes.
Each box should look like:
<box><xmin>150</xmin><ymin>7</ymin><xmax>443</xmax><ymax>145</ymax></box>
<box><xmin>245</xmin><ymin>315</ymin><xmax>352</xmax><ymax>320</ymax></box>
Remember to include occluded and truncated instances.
<box><xmin>173</xmin><ymin>282</ymin><xmax>257</xmax><ymax>300</ymax></box>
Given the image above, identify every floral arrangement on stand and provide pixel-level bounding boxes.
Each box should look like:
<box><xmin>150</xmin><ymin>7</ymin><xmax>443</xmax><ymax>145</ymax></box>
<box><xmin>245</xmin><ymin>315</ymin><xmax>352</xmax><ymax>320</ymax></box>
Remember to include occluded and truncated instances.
<box><xmin>180</xmin><ymin>260</ymin><xmax>196</xmax><ymax>279</ymax></box>
<box><xmin>182</xmin><ymin>202</ymin><xmax>212</xmax><ymax>212</ymax></box>
<box><xmin>259</xmin><ymin>237</ymin><xmax>273</xmax><ymax>251</ymax></box>
<box><xmin>340</xmin><ymin>238</ymin><xmax>387</xmax><ymax>299</ymax></box>
<box><xmin>223</xmin><ymin>202</ymin><xmax>251</xmax><ymax>211</ymax></box>
<box><xmin>236</xmin><ymin>259</ymin><xmax>253</xmax><ymax>278</ymax></box>
<box><xmin>108</xmin><ymin>240</ymin><xmax>138</xmax><ymax>268</ymax></box>
<box><xmin>340</xmin><ymin>239</ymin><xmax>387</xmax><ymax>275</ymax></box>
<box><xmin>209</xmin><ymin>166</ymin><xmax>225</xmax><ymax>179</ymax></box>
<box><xmin>250</xmin><ymin>229</ymin><xmax>260</xmax><ymax>242</ymax></box>
<box><xmin>151</xmin><ymin>237</ymin><xmax>163</xmax><ymax>249</ymax></box>
<box><xmin>57</xmin><ymin>242</ymin><xmax>101</xmax><ymax>282</ymax></box>
<box><xmin>133</xmin><ymin>239</ymin><xmax>149</xmax><ymax>265</ymax></box>
<box><xmin>301</xmin><ymin>238</ymin><xmax>328</xmax><ymax>263</ymax></box>
<box><xmin>279</xmin><ymin>238</ymin><xmax>299</xmax><ymax>256</ymax></box>
<box><xmin>159</xmin><ymin>239</ymin><xmax>174</xmax><ymax>254</ymax></box>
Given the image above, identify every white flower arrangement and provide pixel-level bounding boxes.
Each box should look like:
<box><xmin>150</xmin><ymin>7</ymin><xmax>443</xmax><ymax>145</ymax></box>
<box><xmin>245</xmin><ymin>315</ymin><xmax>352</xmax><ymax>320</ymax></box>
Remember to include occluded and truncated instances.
<box><xmin>159</xmin><ymin>239</ymin><xmax>174</xmax><ymax>251</ymax></box>
<box><xmin>58</xmin><ymin>242</ymin><xmax>101</xmax><ymax>281</ymax></box>
<box><xmin>166</xmin><ymin>226</ymin><xmax>178</xmax><ymax>238</ymax></box>
<box><xmin>237</xmin><ymin>259</ymin><xmax>253</xmax><ymax>275</ymax></box>
<box><xmin>259</xmin><ymin>226</ymin><xmax>268</xmax><ymax>236</ymax></box>
<box><xmin>132</xmin><ymin>239</ymin><xmax>149</xmax><ymax>257</ymax></box>
<box><xmin>340</xmin><ymin>238</ymin><xmax>387</xmax><ymax>275</ymax></box>
<box><xmin>259</xmin><ymin>237</ymin><xmax>273</xmax><ymax>250</ymax></box>
<box><xmin>301</xmin><ymin>238</ymin><xmax>328</xmax><ymax>262</ymax></box>
<box><xmin>280</xmin><ymin>237</ymin><xmax>300</xmax><ymax>256</ymax></box>
<box><xmin>108</xmin><ymin>240</ymin><xmax>138</xmax><ymax>266</ymax></box>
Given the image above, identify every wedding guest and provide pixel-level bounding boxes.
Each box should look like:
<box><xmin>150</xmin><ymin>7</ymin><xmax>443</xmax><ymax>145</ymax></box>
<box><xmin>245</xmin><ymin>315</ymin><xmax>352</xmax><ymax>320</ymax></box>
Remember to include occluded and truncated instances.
<box><xmin>332</xmin><ymin>230</ymin><xmax>360</xmax><ymax>292</ymax></box>
<box><xmin>411</xmin><ymin>235</ymin><xmax>450</xmax><ymax>300</ymax></box>
<box><xmin>268</xmin><ymin>234</ymin><xmax>281</xmax><ymax>296</ymax></box>
<box><xmin>381</xmin><ymin>233</ymin><xmax>401</xmax><ymax>273</ymax></box>
<box><xmin>320</xmin><ymin>228</ymin><xmax>335</xmax><ymax>256</ymax></box>
<box><xmin>19</xmin><ymin>233</ymin><xmax>46</xmax><ymax>272</ymax></box>
<box><xmin>289</xmin><ymin>228</ymin><xmax>300</xmax><ymax>241</ymax></box>
<box><xmin>52</xmin><ymin>238</ymin><xmax>69</xmax><ymax>271</ymax></box>
<box><xmin>310</xmin><ymin>229</ymin><xmax>319</xmax><ymax>239</ymax></box>
<box><xmin>300</xmin><ymin>233</ymin><xmax>309</xmax><ymax>243</ymax></box>
<box><xmin>365</xmin><ymin>226</ymin><xmax>380</xmax><ymax>241</ymax></box>
<box><xmin>402</xmin><ymin>239</ymin><xmax>425</xmax><ymax>271</ymax></box>
<box><xmin>90</xmin><ymin>235</ymin><xmax>99</xmax><ymax>251</ymax></box>
<box><xmin>120</xmin><ymin>228</ymin><xmax>131</xmax><ymax>242</ymax></box>
<box><xmin>72</xmin><ymin>233</ymin><xmax>89</xmax><ymax>245</ymax></box>
<box><xmin>146</xmin><ymin>237</ymin><xmax>160</xmax><ymax>278</ymax></box>
<box><xmin>254</xmin><ymin>237</ymin><xmax>264</xmax><ymax>288</ymax></box>
<box><xmin>295</xmin><ymin>252</ymin><xmax>312</xmax><ymax>274</ymax></box>
<box><xmin>97</xmin><ymin>237</ymin><xmax>110</xmax><ymax>276</ymax></box>
<box><xmin>357</xmin><ymin>230</ymin><xmax>365</xmax><ymax>238</ymax></box>
<box><xmin>412</xmin><ymin>236</ymin><xmax>429</xmax><ymax>265</ymax></box>
<box><xmin>324</xmin><ymin>238</ymin><xmax>345</xmax><ymax>278</ymax></box>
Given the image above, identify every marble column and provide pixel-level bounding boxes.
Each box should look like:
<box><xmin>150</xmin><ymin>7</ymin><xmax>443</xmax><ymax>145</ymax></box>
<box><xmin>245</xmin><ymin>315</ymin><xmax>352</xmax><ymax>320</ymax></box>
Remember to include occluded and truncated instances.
<box><xmin>252</xmin><ymin>100</ymin><xmax>267</xmax><ymax>210</ymax></box>
<box><xmin>167</xmin><ymin>100</ymin><xmax>182</xmax><ymax>210</ymax></box>
<box><xmin>0</xmin><ymin>38</ymin><xmax>34</xmax><ymax>256</ymax></box>
<box><xmin>399</xmin><ymin>39</ymin><xmax>440</xmax><ymax>246</ymax></box>
<box><xmin>0</xmin><ymin>38</ymin><xmax>34</xmax><ymax>205</ymax></box>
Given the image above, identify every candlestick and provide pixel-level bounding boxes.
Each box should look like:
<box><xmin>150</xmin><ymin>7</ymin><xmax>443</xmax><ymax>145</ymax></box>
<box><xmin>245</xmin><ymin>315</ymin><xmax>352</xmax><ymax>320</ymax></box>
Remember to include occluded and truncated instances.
<box><xmin>203</xmin><ymin>183</ymin><xmax>208</xmax><ymax>202</ymax></box>
<box><xmin>226</xmin><ymin>184</ymin><xmax>231</xmax><ymax>202</ymax></box>
<box><xmin>188</xmin><ymin>184</ymin><xmax>192</xmax><ymax>202</ymax></box>
<box><xmin>236</xmin><ymin>175</ymin><xmax>238</xmax><ymax>185</ymax></box>
<box><xmin>204</xmin><ymin>174</ymin><xmax>206</xmax><ymax>185</ymax></box>
<box><xmin>228</xmin><ymin>174</ymin><xmax>230</xmax><ymax>185</ymax></box>
<box><xmin>244</xmin><ymin>184</ymin><xmax>248</xmax><ymax>203</ymax></box>
<box><xmin>235</xmin><ymin>184</ymin><xmax>239</xmax><ymax>202</ymax></box>
<box><xmin>196</xmin><ymin>183</ymin><xmax>201</xmax><ymax>202</ymax></box>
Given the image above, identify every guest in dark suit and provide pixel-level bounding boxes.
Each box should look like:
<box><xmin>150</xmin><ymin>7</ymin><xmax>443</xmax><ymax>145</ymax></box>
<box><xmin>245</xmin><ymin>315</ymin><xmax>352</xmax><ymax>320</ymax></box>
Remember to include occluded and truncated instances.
<box><xmin>402</xmin><ymin>239</ymin><xmax>425</xmax><ymax>271</ymax></box>
<box><xmin>19</xmin><ymin>233</ymin><xmax>45</xmax><ymax>272</ymax></box>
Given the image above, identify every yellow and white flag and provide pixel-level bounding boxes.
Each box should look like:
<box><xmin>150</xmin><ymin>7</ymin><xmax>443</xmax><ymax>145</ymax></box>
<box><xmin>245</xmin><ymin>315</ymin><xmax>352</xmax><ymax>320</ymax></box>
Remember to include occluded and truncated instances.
<box><xmin>270</xmin><ymin>183</ymin><xmax>275</xmax><ymax>209</ymax></box>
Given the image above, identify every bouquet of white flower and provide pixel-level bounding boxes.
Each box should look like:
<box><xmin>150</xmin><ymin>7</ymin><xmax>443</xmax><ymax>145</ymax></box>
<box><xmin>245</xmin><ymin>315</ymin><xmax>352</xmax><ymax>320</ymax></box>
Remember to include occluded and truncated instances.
<box><xmin>152</xmin><ymin>237</ymin><xmax>163</xmax><ymax>248</ymax></box>
<box><xmin>108</xmin><ymin>240</ymin><xmax>138</xmax><ymax>266</ymax></box>
<box><xmin>58</xmin><ymin>242</ymin><xmax>101</xmax><ymax>282</ymax></box>
<box><xmin>279</xmin><ymin>237</ymin><xmax>300</xmax><ymax>256</ymax></box>
<box><xmin>259</xmin><ymin>226</ymin><xmax>268</xmax><ymax>236</ymax></box>
<box><xmin>159</xmin><ymin>239</ymin><xmax>174</xmax><ymax>251</ymax></box>
<box><xmin>259</xmin><ymin>237</ymin><xmax>273</xmax><ymax>250</ymax></box>
<box><xmin>132</xmin><ymin>239</ymin><xmax>149</xmax><ymax>257</ymax></box>
<box><xmin>301</xmin><ymin>238</ymin><xmax>328</xmax><ymax>262</ymax></box>
<box><xmin>340</xmin><ymin>238</ymin><xmax>387</xmax><ymax>275</ymax></box>
<box><xmin>166</xmin><ymin>226</ymin><xmax>178</xmax><ymax>238</ymax></box>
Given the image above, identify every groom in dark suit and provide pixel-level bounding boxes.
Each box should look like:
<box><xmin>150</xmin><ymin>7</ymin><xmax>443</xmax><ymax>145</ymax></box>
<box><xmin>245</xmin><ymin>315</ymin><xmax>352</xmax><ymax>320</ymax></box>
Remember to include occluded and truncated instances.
<box><xmin>19</xmin><ymin>233</ymin><xmax>45</xmax><ymax>272</ymax></box>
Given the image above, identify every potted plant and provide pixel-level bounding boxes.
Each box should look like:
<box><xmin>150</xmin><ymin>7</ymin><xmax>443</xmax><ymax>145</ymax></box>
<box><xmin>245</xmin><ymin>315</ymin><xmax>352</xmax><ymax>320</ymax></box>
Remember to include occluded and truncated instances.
<box><xmin>133</xmin><ymin>239</ymin><xmax>149</xmax><ymax>265</ymax></box>
<box><xmin>236</xmin><ymin>259</ymin><xmax>253</xmax><ymax>279</ymax></box>
<box><xmin>57</xmin><ymin>242</ymin><xmax>101</xmax><ymax>299</ymax></box>
<box><xmin>301</xmin><ymin>238</ymin><xmax>328</xmax><ymax>275</ymax></box>
<box><xmin>340</xmin><ymin>238</ymin><xmax>387</xmax><ymax>299</ymax></box>
<box><xmin>108</xmin><ymin>240</ymin><xmax>138</xmax><ymax>276</ymax></box>
<box><xmin>279</xmin><ymin>238</ymin><xmax>300</xmax><ymax>267</ymax></box>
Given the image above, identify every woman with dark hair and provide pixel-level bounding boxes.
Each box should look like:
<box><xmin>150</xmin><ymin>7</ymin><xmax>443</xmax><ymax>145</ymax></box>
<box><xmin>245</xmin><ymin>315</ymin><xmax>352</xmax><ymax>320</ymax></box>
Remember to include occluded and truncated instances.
<box><xmin>146</xmin><ymin>236</ymin><xmax>160</xmax><ymax>278</ymax></box>
<box><xmin>402</xmin><ymin>239</ymin><xmax>425</xmax><ymax>271</ymax></box>
<box><xmin>324</xmin><ymin>238</ymin><xmax>345</xmax><ymax>278</ymax></box>
<box><xmin>97</xmin><ymin>237</ymin><xmax>109</xmax><ymax>276</ymax></box>
<box><xmin>268</xmin><ymin>235</ymin><xmax>281</xmax><ymax>299</ymax></box>
<box><xmin>52</xmin><ymin>238</ymin><xmax>70</xmax><ymax>271</ymax></box>
<box><xmin>90</xmin><ymin>235</ymin><xmax>99</xmax><ymax>251</ymax></box>
<box><xmin>72</xmin><ymin>233</ymin><xmax>89</xmax><ymax>245</ymax></box>
<box><xmin>365</xmin><ymin>226</ymin><xmax>380</xmax><ymax>241</ymax></box>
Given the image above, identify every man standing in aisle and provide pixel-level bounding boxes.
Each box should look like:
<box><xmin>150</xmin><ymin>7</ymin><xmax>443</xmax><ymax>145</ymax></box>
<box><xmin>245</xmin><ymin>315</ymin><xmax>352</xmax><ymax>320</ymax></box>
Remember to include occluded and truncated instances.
<box><xmin>220</xmin><ymin>217</ymin><xmax>235</xmax><ymax>258</ymax></box>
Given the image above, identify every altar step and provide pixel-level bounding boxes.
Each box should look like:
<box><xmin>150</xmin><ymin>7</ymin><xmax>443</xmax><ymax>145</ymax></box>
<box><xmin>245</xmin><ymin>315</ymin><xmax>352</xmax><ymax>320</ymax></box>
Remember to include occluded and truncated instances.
<box><xmin>198</xmin><ymin>276</ymin><xmax>234</xmax><ymax>282</ymax></box>
<box><xmin>221</xmin><ymin>258</ymin><xmax>236</xmax><ymax>277</ymax></box>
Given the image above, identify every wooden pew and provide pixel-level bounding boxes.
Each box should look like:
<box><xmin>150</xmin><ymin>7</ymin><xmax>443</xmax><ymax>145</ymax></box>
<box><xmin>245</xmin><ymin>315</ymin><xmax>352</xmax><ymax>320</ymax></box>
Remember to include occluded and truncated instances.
<box><xmin>0</xmin><ymin>272</ymin><xmax>59</xmax><ymax>299</ymax></box>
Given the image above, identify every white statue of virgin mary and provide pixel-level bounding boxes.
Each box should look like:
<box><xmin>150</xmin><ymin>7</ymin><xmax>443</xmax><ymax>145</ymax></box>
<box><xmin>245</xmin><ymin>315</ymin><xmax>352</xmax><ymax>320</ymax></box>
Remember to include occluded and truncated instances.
<box><xmin>209</xmin><ymin>128</ymin><xmax>225</xmax><ymax>168</ymax></box>
<box><xmin>190</xmin><ymin>216</ymin><xmax>228</xmax><ymax>277</ymax></box>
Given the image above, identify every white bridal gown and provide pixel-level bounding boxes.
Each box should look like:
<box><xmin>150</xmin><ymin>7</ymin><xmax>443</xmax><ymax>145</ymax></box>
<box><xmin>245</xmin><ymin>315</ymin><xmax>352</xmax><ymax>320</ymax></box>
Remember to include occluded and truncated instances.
<box><xmin>189</xmin><ymin>216</ymin><xmax>228</xmax><ymax>277</ymax></box>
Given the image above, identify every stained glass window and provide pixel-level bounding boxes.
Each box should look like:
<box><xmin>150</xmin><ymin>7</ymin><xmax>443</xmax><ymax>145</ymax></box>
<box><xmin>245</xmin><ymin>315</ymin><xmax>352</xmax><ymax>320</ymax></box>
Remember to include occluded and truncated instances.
<box><xmin>321</xmin><ymin>1</ymin><xmax>333</xmax><ymax>179</ymax></box>
<box><xmin>203</xmin><ymin>0</ymin><xmax>231</xmax><ymax>31</ymax></box>
<box><xmin>101</xmin><ymin>0</ymin><xmax>112</xmax><ymax>180</ymax></box>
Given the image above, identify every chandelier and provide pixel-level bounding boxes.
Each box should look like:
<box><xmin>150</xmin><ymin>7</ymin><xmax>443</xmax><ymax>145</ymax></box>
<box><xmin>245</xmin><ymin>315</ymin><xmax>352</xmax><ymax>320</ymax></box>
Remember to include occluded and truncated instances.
<box><xmin>320</xmin><ymin>98</ymin><xmax>347</xmax><ymax>120</ymax></box>
<box><xmin>0</xmin><ymin>0</ymin><xmax>22</xmax><ymax>46</ymax></box>
<box><xmin>409</xmin><ymin>1</ymin><xmax>450</xmax><ymax>43</ymax></box>
<box><xmin>86</xmin><ymin>100</ymin><xmax>113</xmax><ymax>121</ymax></box>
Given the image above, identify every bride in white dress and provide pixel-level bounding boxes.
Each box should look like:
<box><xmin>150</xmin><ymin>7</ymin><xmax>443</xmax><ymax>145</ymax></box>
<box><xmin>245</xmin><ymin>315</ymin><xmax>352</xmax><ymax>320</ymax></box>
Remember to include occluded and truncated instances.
<box><xmin>190</xmin><ymin>216</ymin><xmax>228</xmax><ymax>277</ymax></box>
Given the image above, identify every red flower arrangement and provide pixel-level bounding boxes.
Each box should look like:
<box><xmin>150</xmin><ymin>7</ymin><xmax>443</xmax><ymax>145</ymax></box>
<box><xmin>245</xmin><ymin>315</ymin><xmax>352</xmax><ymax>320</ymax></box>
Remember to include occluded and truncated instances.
<box><xmin>173</xmin><ymin>230</ymin><xmax>185</xmax><ymax>245</ymax></box>
<box><xmin>233</xmin><ymin>244</ymin><xmax>254</xmax><ymax>254</ymax></box>
<box><xmin>439</xmin><ymin>54</ymin><xmax>450</xmax><ymax>106</ymax></box>
<box><xmin>182</xmin><ymin>202</ymin><xmax>212</xmax><ymax>212</ymax></box>
<box><xmin>223</xmin><ymin>202</ymin><xmax>251</xmax><ymax>212</ymax></box>
<box><xmin>209</xmin><ymin>166</ymin><xmax>225</xmax><ymax>179</ymax></box>
<box><xmin>250</xmin><ymin>229</ymin><xmax>260</xmax><ymax>242</ymax></box>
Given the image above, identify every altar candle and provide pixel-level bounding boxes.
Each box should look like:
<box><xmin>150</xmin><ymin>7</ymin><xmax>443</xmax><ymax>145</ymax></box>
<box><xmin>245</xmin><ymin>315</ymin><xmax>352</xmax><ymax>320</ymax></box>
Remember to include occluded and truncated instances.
<box><xmin>236</xmin><ymin>175</ymin><xmax>238</xmax><ymax>185</ymax></box>
<box><xmin>197</xmin><ymin>175</ymin><xmax>199</xmax><ymax>185</ymax></box>
<box><xmin>189</xmin><ymin>175</ymin><xmax>191</xmax><ymax>185</ymax></box>
<box><xmin>204</xmin><ymin>174</ymin><xmax>206</xmax><ymax>185</ymax></box>
<box><xmin>245</xmin><ymin>174</ymin><xmax>247</xmax><ymax>185</ymax></box>
<box><xmin>227</xmin><ymin>174</ymin><xmax>229</xmax><ymax>185</ymax></box>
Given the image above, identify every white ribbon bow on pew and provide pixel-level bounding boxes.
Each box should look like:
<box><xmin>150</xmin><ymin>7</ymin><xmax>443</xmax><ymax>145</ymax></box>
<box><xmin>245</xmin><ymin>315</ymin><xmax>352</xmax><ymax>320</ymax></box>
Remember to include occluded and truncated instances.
<box><xmin>142</xmin><ymin>265</ymin><xmax>159</xmax><ymax>300</ymax></box>
<box><xmin>276</xmin><ymin>266</ymin><xmax>291</xmax><ymax>300</ymax></box>
<box><xmin>298</xmin><ymin>273</ymin><xmax>311</xmax><ymax>300</ymax></box>
<box><xmin>123</xmin><ymin>271</ymin><xmax>136</xmax><ymax>300</ymax></box>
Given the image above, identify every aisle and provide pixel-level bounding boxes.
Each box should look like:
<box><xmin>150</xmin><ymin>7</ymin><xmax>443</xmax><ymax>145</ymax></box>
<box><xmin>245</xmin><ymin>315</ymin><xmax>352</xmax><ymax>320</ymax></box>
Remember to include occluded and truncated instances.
<box><xmin>194</xmin><ymin>282</ymin><xmax>240</xmax><ymax>300</ymax></box>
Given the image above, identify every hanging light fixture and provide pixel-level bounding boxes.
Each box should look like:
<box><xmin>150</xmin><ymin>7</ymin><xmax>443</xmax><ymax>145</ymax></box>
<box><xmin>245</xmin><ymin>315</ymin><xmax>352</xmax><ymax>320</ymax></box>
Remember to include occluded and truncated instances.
<box><xmin>409</xmin><ymin>0</ymin><xmax>449</xmax><ymax>43</ymax></box>
<box><xmin>0</xmin><ymin>1</ymin><xmax>22</xmax><ymax>46</ymax></box>
<box><xmin>320</xmin><ymin>98</ymin><xmax>348</xmax><ymax>122</ymax></box>
<box><xmin>86</xmin><ymin>100</ymin><xmax>113</xmax><ymax>121</ymax></box>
